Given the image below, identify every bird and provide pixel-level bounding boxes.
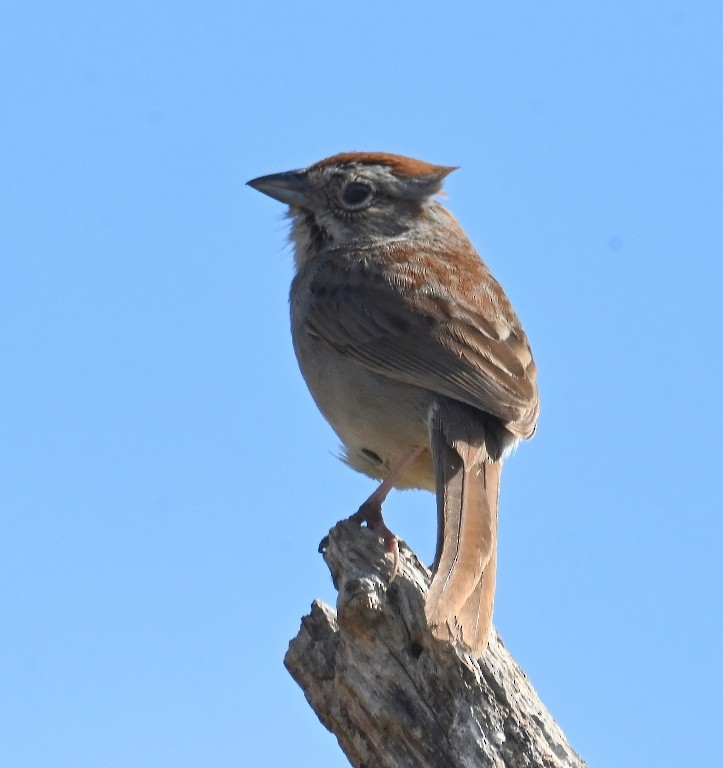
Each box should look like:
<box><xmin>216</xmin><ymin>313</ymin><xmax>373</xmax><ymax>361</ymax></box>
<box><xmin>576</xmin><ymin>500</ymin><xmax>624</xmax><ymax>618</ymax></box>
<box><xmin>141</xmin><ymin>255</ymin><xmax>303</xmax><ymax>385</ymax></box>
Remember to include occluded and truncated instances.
<box><xmin>247</xmin><ymin>152</ymin><xmax>539</xmax><ymax>655</ymax></box>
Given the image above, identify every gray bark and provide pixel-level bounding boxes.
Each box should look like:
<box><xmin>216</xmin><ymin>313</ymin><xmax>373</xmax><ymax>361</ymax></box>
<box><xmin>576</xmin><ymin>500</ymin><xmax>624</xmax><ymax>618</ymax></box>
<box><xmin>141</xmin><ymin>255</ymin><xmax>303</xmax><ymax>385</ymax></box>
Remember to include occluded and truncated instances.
<box><xmin>284</xmin><ymin>520</ymin><xmax>586</xmax><ymax>768</ymax></box>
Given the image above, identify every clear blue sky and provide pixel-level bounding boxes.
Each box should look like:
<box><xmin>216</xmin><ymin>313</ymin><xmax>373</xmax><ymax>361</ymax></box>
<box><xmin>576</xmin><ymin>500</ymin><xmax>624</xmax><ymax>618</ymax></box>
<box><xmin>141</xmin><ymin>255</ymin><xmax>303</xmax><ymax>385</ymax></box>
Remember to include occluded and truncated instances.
<box><xmin>2</xmin><ymin>3</ymin><xmax>722</xmax><ymax>766</ymax></box>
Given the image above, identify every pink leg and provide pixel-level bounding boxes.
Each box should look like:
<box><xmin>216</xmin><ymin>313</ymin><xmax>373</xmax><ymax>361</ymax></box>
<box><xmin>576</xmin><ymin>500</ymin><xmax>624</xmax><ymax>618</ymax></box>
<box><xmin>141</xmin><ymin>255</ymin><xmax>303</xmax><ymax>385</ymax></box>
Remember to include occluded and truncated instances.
<box><xmin>350</xmin><ymin>446</ymin><xmax>426</xmax><ymax>580</ymax></box>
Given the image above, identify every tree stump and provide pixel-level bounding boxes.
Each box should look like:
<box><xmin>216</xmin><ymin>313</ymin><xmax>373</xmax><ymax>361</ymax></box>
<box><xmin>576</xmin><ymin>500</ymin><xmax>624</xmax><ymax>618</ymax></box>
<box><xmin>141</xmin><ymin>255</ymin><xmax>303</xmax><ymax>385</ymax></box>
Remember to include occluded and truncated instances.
<box><xmin>284</xmin><ymin>520</ymin><xmax>586</xmax><ymax>768</ymax></box>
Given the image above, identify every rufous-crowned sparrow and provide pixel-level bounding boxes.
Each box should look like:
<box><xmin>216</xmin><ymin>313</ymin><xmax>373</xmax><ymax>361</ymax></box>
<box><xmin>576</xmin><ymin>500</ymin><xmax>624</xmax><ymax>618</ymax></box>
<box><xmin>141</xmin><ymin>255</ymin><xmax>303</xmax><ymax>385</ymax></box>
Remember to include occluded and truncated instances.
<box><xmin>248</xmin><ymin>152</ymin><xmax>539</xmax><ymax>655</ymax></box>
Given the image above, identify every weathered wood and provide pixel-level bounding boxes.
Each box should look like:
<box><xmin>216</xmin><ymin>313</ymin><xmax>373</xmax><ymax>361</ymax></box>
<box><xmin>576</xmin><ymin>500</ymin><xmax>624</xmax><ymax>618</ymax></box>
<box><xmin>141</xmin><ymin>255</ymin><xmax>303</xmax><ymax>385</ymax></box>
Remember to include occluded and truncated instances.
<box><xmin>284</xmin><ymin>520</ymin><xmax>586</xmax><ymax>768</ymax></box>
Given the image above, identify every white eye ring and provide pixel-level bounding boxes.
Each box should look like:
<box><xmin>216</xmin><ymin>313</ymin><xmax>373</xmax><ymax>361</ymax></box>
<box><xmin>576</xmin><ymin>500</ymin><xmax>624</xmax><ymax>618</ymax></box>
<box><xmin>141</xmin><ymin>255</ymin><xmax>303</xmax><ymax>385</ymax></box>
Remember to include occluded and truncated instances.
<box><xmin>341</xmin><ymin>181</ymin><xmax>374</xmax><ymax>209</ymax></box>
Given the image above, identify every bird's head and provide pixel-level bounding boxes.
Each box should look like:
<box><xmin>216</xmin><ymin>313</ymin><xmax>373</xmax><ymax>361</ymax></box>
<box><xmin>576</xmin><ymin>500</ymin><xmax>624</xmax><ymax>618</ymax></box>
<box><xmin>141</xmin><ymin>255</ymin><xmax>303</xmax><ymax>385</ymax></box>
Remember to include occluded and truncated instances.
<box><xmin>248</xmin><ymin>152</ymin><xmax>457</xmax><ymax>265</ymax></box>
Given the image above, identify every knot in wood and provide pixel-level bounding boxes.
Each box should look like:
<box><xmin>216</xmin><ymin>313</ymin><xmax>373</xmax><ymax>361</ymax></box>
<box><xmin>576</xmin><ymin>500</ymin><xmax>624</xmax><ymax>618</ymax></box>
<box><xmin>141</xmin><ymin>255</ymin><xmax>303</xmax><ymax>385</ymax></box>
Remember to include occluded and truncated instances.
<box><xmin>337</xmin><ymin>576</ymin><xmax>387</xmax><ymax>632</ymax></box>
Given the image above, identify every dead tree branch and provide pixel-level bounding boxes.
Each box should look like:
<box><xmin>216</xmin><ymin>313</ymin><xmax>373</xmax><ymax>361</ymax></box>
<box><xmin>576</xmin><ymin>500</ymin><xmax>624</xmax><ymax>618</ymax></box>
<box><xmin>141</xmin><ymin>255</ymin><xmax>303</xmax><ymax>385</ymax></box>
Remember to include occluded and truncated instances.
<box><xmin>284</xmin><ymin>521</ymin><xmax>585</xmax><ymax>768</ymax></box>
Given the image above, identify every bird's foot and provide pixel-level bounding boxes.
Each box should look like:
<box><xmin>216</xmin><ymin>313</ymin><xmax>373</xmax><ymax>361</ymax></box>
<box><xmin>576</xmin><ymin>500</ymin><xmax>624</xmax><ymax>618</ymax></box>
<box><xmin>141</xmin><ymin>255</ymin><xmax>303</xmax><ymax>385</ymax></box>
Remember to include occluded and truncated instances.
<box><xmin>350</xmin><ymin>501</ymin><xmax>400</xmax><ymax>581</ymax></box>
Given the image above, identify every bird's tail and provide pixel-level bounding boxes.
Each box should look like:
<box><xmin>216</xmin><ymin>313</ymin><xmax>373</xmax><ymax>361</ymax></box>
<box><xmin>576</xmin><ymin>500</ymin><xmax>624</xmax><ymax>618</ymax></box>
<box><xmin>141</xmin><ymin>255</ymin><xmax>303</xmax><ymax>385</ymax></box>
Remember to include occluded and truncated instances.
<box><xmin>425</xmin><ymin>399</ymin><xmax>502</xmax><ymax>656</ymax></box>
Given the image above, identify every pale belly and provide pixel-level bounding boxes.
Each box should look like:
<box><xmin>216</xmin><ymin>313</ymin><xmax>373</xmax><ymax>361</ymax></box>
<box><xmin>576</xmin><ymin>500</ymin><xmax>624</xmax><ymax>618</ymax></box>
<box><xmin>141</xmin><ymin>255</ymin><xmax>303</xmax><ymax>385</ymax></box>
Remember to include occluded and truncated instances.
<box><xmin>293</xmin><ymin>330</ymin><xmax>436</xmax><ymax>491</ymax></box>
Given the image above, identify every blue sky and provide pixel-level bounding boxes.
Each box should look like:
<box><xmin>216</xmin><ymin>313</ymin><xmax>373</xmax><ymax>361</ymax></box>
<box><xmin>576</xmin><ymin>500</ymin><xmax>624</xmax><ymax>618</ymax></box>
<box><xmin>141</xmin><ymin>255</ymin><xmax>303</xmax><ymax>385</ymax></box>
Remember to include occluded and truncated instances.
<box><xmin>2</xmin><ymin>2</ymin><xmax>722</xmax><ymax>766</ymax></box>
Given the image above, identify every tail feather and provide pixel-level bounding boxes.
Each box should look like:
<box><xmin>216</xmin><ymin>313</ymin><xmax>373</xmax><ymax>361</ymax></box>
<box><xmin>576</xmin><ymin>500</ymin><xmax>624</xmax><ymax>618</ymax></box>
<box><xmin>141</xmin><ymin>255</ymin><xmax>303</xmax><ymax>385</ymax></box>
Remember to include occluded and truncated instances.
<box><xmin>425</xmin><ymin>399</ymin><xmax>502</xmax><ymax>656</ymax></box>
<box><xmin>454</xmin><ymin>462</ymin><xmax>500</xmax><ymax>652</ymax></box>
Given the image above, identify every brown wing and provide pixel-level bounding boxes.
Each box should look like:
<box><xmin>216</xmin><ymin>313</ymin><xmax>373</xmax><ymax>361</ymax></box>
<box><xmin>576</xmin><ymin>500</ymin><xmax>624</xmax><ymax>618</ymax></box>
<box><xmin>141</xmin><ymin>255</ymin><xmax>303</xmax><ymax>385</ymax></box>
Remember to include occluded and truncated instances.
<box><xmin>297</xmin><ymin>249</ymin><xmax>539</xmax><ymax>438</ymax></box>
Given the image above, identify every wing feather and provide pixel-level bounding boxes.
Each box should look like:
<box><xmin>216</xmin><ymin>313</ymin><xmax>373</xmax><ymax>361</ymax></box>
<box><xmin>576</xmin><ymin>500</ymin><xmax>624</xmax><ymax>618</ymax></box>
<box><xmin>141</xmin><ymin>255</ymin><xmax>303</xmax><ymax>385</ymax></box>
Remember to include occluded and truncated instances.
<box><xmin>297</xmin><ymin>249</ymin><xmax>539</xmax><ymax>437</ymax></box>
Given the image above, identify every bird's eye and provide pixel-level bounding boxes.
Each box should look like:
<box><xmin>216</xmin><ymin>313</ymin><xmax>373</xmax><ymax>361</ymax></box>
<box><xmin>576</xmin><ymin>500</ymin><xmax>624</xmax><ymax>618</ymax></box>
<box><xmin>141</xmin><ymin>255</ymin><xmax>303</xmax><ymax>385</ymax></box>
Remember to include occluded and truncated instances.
<box><xmin>341</xmin><ymin>182</ymin><xmax>373</xmax><ymax>208</ymax></box>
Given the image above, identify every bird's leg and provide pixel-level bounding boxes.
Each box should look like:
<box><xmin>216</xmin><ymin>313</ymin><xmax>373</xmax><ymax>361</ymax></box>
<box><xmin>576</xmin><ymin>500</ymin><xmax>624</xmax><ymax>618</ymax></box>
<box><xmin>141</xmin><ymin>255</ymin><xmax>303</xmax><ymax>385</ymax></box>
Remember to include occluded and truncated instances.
<box><xmin>350</xmin><ymin>445</ymin><xmax>426</xmax><ymax>580</ymax></box>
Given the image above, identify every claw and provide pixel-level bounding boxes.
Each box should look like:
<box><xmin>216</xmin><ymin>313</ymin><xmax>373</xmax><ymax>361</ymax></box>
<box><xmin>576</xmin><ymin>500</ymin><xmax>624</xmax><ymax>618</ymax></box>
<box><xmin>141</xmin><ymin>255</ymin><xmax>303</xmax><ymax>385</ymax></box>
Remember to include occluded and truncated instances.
<box><xmin>347</xmin><ymin>446</ymin><xmax>425</xmax><ymax>582</ymax></box>
<box><xmin>385</xmin><ymin>535</ymin><xmax>400</xmax><ymax>582</ymax></box>
<box><xmin>350</xmin><ymin>501</ymin><xmax>399</xmax><ymax>580</ymax></box>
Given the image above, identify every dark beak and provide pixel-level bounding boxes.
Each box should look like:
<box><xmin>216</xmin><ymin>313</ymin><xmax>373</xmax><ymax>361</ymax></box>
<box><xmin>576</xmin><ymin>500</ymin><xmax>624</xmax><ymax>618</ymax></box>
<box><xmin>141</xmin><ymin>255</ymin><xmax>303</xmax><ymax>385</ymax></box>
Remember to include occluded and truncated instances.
<box><xmin>246</xmin><ymin>169</ymin><xmax>311</xmax><ymax>208</ymax></box>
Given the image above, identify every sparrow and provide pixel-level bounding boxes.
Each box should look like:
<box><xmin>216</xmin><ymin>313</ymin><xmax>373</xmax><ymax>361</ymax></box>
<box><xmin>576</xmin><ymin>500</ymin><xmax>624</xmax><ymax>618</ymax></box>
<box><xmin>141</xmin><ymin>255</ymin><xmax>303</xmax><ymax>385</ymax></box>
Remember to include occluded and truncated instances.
<box><xmin>248</xmin><ymin>152</ymin><xmax>539</xmax><ymax>655</ymax></box>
